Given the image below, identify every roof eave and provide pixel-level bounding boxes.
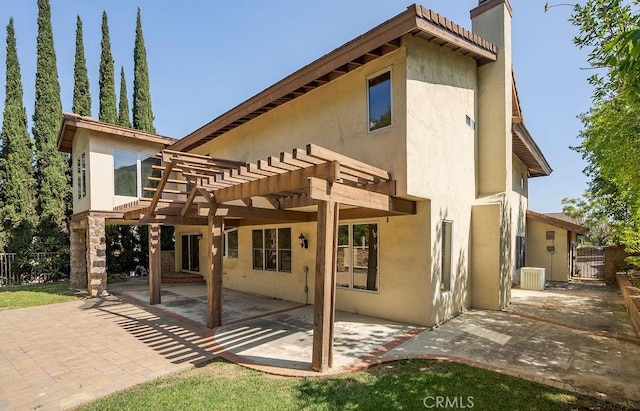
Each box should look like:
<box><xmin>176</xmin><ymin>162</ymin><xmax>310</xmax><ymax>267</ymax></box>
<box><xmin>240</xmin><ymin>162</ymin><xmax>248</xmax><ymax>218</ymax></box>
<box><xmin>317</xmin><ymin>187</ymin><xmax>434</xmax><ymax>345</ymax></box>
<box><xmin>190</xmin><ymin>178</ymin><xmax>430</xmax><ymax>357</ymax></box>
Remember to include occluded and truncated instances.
<box><xmin>512</xmin><ymin>122</ymin><xmax>553</xmax><ymax>178</ymax></box>
<box><xmin>527</xmin><ymin>210</ymin><xmax>588</xmax><ymax>235</ymax></box>
<box><xmin>56</xmin><ymin>113</ymin><xmax>178</xmax><ymax>154</ymax></box>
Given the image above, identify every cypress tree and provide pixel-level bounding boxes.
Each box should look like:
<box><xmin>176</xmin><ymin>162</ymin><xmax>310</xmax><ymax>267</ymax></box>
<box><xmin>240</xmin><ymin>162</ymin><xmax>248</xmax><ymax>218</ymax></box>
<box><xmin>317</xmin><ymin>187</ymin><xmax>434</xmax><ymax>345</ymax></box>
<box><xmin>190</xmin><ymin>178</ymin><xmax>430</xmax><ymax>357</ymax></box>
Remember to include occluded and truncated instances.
<box><xmin>132</xmin><ymin>8</ymin><xmax>155</xmax><ymax>133</ymax></box>
<box><xmin>118</xmin><ymin>66</ymin><xmax>131</xmax><ymax>128</ymax></box>
<box><xmin>99</xmin><ymin>11</ymin><xmax>117</xmax><ymax>124</ymax></box>
<box><xmin>32</xmin><ymin>0</ymin><xmax>69</xmax><ymax>242</ymax></box>
<box><xmin>0</xmin><ymin>19</ymin><xmax>38</xmax><ymax>252</ymax></box>
<box><xmin>72</xmin><ymin>15</ymin><xmax>91</xmax><ymax>117</ymax></box>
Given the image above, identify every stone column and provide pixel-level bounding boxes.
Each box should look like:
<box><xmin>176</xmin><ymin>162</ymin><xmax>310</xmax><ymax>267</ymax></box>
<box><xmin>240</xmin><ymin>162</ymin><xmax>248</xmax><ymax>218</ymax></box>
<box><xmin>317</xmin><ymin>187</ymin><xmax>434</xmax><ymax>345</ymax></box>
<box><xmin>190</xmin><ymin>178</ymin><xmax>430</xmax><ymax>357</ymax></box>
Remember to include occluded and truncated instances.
<box><xmin>69</xmin><ymin>227</ymin><xmax>87</xmax><ymax>290</ymax></box>
<box><xmin>86</xmin><ymin>216</ymin><xmax>107</xmax><ymax>297</ymax></box>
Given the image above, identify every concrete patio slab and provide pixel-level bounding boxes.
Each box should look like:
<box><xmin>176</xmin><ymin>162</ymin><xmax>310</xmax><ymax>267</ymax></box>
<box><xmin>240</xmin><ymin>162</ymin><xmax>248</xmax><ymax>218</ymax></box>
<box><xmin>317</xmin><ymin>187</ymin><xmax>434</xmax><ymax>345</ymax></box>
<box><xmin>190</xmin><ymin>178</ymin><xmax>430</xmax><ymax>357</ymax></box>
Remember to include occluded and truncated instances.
<box><xmin>382</xmin><ymin>282</ymin><xmax>640</xmax><ymax>408</ymax></box>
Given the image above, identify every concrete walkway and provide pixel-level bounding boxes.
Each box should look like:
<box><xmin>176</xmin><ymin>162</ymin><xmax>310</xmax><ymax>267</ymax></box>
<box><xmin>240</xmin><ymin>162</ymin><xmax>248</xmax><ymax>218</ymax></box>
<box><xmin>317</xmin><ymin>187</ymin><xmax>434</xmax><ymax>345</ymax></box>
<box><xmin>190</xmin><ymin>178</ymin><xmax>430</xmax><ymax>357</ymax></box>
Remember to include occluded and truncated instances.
<box><xmin>382</xmin><ymin>281</ymin><xmax>640</xmax><ymax>408</ymax></box>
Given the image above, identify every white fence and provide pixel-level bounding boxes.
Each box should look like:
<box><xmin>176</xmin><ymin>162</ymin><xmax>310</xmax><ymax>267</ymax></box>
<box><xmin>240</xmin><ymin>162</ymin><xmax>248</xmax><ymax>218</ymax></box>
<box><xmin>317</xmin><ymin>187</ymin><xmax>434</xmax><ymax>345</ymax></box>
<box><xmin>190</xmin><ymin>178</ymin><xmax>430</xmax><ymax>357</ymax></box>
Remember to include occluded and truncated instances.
<box><xmin>0</xmin><ymin>252</ymin><xmax>59</xmax><ymax>286</ymax></box>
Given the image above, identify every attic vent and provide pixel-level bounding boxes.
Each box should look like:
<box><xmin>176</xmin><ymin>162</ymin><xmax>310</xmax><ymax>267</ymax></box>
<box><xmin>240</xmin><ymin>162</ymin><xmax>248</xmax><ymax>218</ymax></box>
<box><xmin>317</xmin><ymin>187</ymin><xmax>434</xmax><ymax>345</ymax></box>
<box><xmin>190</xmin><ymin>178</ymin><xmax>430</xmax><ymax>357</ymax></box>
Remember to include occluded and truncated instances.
<box><xmin>546</xmin><ymin>231</ymin><xmax>555</xmax><ymax>240</ymax></box>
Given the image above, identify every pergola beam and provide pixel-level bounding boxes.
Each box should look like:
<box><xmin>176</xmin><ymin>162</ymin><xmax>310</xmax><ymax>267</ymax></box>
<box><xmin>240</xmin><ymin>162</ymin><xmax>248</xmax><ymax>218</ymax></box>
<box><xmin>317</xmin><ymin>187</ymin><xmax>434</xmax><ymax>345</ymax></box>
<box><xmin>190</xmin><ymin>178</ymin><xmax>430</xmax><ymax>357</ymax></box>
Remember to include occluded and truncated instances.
<box><xmin>211</xmin><ymin>161</ymin><xmax>340</xmax><ymax>204</ymax></box>
<box><xmin>149</xmin><ymin>162</ymin><xmax>174</xmax><ymax>216</ymax></box>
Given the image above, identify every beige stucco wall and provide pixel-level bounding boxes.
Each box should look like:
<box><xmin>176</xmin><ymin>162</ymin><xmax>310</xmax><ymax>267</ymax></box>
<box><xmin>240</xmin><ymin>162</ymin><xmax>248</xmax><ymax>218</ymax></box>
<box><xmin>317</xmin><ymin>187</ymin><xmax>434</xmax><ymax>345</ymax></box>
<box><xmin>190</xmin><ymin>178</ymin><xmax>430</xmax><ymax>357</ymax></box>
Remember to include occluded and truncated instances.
<box><xmin>404</xmin><ymin>35</ymin><xmax>478</xmax><ymax>324</ymax></box>
<box><xmin>71</xmin><ymin>129</ymin><xmax>169</xmax><ymax>215</ymax></box>
<box><xmin>472</xmin><ymin>2</ymin><xmax>513</xmax><ymax>196</ymax></box>
<box><xmin>526</xmin><ymin>219</ymin><xmax>572</xmax><ymax>282</ymax></box>
<box><xmin>189</xmin><ymin>46</ymin><xmax>408</xmax><ymax>196</ymax></box>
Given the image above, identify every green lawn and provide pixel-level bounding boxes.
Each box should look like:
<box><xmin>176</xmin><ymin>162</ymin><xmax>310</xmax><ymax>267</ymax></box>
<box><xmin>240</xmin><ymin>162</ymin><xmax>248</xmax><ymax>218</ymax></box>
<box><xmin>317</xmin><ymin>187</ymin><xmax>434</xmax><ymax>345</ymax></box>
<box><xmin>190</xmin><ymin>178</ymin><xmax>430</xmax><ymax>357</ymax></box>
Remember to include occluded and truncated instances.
<box><xmin>81</xmin><ymin>358</ymin><xmax>627</xmax><ymax>411</ymax></box>
<box><xmin>0</xmin><ymin>282</ymin><xmax>79</xmax><ymax>310</ymax></box>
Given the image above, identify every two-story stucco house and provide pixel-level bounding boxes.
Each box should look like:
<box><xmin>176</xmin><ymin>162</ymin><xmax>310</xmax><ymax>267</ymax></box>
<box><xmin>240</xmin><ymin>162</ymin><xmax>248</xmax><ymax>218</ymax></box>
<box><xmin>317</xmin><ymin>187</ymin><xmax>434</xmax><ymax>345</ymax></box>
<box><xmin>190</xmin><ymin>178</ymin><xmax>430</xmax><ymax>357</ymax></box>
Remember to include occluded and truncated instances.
<box><xmin>57</xmin><ymin>0</ymin><xmax>551</xmax><ymax>371</ymax></box>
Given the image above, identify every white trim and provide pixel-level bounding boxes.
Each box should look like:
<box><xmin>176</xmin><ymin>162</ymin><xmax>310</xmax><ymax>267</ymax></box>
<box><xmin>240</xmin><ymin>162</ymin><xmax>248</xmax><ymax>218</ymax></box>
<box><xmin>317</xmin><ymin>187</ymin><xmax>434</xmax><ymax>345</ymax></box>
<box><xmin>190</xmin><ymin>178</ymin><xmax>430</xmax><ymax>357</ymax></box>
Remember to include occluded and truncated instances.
<box><xmin>223</xmin><ymin>227</ymin><xmax>239</xmax><ymax>259</ymax></box>
<box><xmin>366</xmin><ymin>67</ymin><xmax>393</xmax><ymax>134</ymax></box>
<box><xmin>180</xmin><ymin>232</ymin><xmax>201</xmax><ymax>273</ymax></box>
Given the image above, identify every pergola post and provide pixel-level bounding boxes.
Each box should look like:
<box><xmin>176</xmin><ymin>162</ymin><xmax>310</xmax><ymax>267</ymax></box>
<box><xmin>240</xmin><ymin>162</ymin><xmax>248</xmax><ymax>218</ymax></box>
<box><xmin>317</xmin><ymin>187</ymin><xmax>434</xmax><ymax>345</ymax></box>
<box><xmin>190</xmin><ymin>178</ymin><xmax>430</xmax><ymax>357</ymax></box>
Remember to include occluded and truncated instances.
<box><xmin>206</xmin><ymin>207</ymin><xmax>224</xmax><ymax>328</ymax></box>
<box><xmin>149</xmin><ymin>223</ymin><xmax>161</xmax><ymax>305</ymax></box>
<box><xmin>312</xmin><ymin>200</ymin><xmax>339</xmax><ymax>372</ymax></box>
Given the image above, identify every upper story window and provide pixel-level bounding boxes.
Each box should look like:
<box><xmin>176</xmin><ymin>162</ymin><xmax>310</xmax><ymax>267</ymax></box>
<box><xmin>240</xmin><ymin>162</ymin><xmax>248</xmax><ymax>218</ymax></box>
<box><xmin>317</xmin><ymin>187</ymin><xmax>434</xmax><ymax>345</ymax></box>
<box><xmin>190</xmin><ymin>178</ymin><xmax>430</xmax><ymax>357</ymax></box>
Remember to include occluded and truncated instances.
<box><xmin>113</xmin><ymin>150</ymin><xmax>161</xmax><ymax>198</ymax></box>
<box><xmin>252</xmin><ymin>228</ymin><xmax>291</xmax><ymax>272</ymax></box>
<box><xmin>367</xmin><ymin>69</ymin><xmax>392</xmax><ymax>132</ymax></box>
<box><xmin>76</xmin><ymin>152</ymin><xmax>86</xmax><ymax>200</ymax></box>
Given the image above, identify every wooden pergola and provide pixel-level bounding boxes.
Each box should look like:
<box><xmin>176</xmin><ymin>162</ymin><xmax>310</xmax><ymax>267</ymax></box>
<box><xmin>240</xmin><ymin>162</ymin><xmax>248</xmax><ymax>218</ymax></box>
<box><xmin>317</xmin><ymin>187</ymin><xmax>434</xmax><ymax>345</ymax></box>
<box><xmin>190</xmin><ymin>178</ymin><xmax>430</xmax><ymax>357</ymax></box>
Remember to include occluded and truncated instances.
<box><xmin>115</xmin><ymin>144</ymin><xmax>416</xmax><ymax>372</ymax></box>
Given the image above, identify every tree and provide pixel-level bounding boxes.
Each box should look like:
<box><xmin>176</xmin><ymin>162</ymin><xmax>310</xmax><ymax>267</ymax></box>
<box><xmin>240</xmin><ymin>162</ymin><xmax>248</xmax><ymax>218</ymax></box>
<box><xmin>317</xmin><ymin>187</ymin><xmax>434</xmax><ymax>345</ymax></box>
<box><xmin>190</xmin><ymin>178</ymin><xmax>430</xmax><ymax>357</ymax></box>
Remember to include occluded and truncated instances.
<box><xmin>570</xmin><ymin>0</ymin><xmax>640</xmax><ymax>252</ymax></box>
<box><xmin>99</xmin><ymin>11</ymin><xmax>117</xmax><ymax>124</ymax></box>
<box><xmin>32</xmin><ymin>0</ymin><xmax>69</xmax><ymax>245</ymax></box>
<box><xmin>562</xmin><ymin>194</ymin><xmax>611</xmax><ymax>245</ymax></box>
<box><xmin>72</xmin><ymin>15</ymin><xmax>91</xmax><ymax>117</ymax></box>
<box><xmin>132</xmin><ymin>8</ymin><xmax>155</xmax><ymax>133</ymax></box>
<box><xmin>0</xmin><ymin>18</ymin><xmax>38</xmax><ymax>252</ymax></box>
<box><xmin>118</xmin><ymin>66</ymin><xmax>131</xmax><ymax>127</ymax></box>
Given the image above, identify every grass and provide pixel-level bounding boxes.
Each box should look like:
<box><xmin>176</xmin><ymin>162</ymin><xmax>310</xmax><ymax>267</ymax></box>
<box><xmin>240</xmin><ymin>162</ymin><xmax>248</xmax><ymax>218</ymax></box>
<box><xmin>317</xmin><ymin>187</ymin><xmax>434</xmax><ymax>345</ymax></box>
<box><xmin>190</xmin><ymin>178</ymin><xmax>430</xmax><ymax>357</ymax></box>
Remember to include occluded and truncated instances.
<box><xmin>0</xmin><ymin>282</ymin><xmax>79</xmax><ymax>310</ymax></box>
<box><xmin>81</xmin><ymin>358</ymin><xmax>627</xmax><ymax>411</ymax></box>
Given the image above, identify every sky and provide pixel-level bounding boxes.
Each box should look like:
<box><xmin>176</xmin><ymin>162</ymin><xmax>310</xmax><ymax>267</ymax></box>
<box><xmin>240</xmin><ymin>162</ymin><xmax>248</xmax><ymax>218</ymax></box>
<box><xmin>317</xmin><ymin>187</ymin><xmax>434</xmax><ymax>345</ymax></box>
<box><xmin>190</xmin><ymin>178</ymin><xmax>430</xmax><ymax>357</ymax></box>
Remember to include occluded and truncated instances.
<box><xmin>0</xmin><ymin>0</ymin><xmax>593</xmax><ymax>213</ymax></box>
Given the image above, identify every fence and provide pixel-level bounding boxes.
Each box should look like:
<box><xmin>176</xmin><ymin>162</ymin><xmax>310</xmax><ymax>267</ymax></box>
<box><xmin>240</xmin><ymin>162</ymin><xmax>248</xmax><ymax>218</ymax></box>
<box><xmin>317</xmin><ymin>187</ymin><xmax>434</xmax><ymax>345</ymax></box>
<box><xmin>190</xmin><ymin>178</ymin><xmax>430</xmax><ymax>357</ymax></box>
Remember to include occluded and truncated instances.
<box><xmin>0</xmin><ymin>252</ymin><xmax>63</xmax><ymax>286</ymax></box>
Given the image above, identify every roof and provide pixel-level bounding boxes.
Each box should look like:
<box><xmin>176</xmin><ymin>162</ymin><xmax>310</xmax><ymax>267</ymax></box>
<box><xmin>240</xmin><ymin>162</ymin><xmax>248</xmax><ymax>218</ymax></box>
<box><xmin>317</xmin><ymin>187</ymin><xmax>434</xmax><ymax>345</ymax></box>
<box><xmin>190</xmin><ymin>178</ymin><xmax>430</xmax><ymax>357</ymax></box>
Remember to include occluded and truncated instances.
<box><xmin>527</xmin><ymin>210</ymin><xmax>588</xmax><ymax>235</ymax></box>
<box><xmin>169</xmin><ymin>4</ymin><xmax>498</xmax><ymax>153</ymax></box>
<box><xmin>57</xmin><ymin>113</ymin><xmax>177</xmax><ymax>153</ymax></box>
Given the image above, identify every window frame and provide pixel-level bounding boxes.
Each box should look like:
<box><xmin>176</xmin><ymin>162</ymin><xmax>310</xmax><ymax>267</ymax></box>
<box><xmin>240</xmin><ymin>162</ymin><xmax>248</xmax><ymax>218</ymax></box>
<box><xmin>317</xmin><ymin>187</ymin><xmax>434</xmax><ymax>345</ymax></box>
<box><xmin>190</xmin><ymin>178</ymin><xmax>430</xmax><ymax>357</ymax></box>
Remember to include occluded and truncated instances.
<box><xmin>366</xmin><ymin>68</ymin><xmax>393</xmax><ymax>134</ymax></box>
<box><xmin>251</xmin><ymin>227</ymin><xmax>291</xmax><ymax>273</ymax></box>
<box><xmin>223</xmin><ymin>228</ymin><xmax>239</xmax><ymax>259</ymax></box>
<box><xmin>515</xmin><ymin>235</ymin><xmax>526</xmax><ymax>270</ymax></box>
<box><xmin>112</xmin><ymin>150</ymin><xmax>160</xmax><ymax>198</ymax></box>
<box><xmin>441</xmin><ymin>220</ymin><xmax>453</xmax><ymax>292</ymax></box>
<box><xmin>336</xmin><ymin>222</ymin><xmax>380</xmax><ymax>293</ymax></box>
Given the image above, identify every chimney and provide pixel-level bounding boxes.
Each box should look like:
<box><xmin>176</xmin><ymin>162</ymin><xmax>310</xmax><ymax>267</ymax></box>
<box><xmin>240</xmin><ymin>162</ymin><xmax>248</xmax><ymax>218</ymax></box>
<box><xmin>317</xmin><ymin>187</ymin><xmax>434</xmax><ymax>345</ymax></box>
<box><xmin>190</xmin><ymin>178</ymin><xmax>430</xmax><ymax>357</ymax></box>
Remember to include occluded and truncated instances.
<box><xmin>471</xmin><ymin>0</ymin><xmax>513</xmax><ymax>196</ymax></box>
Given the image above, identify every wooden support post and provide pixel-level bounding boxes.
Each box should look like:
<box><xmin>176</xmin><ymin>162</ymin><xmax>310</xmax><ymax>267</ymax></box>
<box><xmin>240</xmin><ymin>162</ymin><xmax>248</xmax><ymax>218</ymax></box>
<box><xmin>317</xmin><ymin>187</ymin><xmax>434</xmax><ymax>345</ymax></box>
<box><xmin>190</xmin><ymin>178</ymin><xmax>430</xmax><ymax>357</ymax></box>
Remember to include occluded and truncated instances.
<box><xmin>148</xmin><ymin>223</ymin><xmax>161</xmax><ymax>305</ymax></box>
<box><xmin>206</xmin><ymin>206</ymin><xmax>224</xmax><ymax>328</ymax></box>
<box><xmin>312</xmin><ymin>200</ymin><xmax>339</xmax><ymax>372</ymax></box>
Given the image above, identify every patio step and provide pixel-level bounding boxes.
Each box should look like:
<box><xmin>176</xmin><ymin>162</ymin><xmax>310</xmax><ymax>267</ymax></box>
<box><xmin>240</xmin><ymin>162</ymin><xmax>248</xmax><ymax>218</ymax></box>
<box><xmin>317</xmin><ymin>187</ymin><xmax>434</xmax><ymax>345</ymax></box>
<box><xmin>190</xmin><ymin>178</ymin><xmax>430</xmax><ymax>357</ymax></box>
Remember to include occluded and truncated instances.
<box><xmin>161</xmin><ymin>273</ymin><xmax>205</xmax><ymax>285</ymax></box>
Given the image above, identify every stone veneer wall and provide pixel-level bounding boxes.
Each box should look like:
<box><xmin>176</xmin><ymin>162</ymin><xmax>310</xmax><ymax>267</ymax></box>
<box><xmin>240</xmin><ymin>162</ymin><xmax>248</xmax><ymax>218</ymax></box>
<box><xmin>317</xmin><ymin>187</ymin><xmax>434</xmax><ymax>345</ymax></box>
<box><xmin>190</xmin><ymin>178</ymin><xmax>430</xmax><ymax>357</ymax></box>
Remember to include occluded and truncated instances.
<box><xmin>70</xmin><ymin>228</ymin><xmax>87</xmax><ymax>289</ymax></box>
<box><xmin>86</xmin><ymin>216</ymin><xmax>107</xmax><ymax>297</ymax></box>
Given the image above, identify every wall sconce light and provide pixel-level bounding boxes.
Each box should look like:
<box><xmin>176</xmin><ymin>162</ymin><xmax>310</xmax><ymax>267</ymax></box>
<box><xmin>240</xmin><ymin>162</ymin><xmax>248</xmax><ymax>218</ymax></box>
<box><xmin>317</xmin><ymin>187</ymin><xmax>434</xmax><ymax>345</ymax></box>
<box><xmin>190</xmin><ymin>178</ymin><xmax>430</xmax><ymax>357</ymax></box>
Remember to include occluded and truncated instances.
<box><xmin>298</xmin><ymin>233</ymin><xmax>308</xmax><ymax>249</ymax></box>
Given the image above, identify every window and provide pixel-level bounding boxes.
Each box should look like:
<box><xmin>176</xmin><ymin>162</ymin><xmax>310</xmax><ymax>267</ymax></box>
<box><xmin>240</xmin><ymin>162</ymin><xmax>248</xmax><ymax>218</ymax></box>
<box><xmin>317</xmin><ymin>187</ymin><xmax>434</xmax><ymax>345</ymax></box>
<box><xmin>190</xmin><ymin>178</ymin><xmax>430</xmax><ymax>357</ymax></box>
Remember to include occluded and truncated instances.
<box><xmin>113</xmin><ymin>150</ymin><xmax>161</xmax><ymax>197</ymax></box>
<box><xmin>337</xmin><ymin>223</ymin><xmax>378</xmax><ymax>292</ymax></box>
<box><xmin>223</xmin><ymin>228</ymin><xmax>238</xmax><ymax>258</ymax></box>
<box><xmin>252</xmin><ymin>228</ymin><xmax>291</xmax><ymax>272</ymax></box>
<box><xmin>367</xmin><ymin>70</ymin><xmax>392</xmax><ymax>132</ymax></box>
<box><xmin>441</xmin><ymin>221</ymin><xmax>452</xmax><ymax>292</ymax></box>
<box><xmin>77</xmin><ymin>152</ymin><xmax>86</xmax><ymax>199</ymax></box>
<box><xmin>516</xmin><ymin>236</ymin><xmax>526</xmax><ymax>269</ymax></box>
<box><xmin>181</xmin><ymin>234</ymin><xmax>200</xmax><ymax>273</ymax></box>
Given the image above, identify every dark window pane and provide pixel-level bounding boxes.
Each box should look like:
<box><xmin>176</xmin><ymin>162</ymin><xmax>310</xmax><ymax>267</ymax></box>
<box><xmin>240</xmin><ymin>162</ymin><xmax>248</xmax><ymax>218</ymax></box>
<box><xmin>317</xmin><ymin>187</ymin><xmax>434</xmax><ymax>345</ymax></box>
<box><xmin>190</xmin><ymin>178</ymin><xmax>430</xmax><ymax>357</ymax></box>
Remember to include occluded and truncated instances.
<box><xmin>253</xmin><ymin>250</ymin><xmax>264</xmax><ymax>270</ymax></box>
<box><xmin>228</xmin><ymin>230</ymin><xmax>238</xmax><ymax>258</ymax></box>
<box><xmin>181</xmin><ymin>235</ymin><xmax>189</xmax><ymax>271</ymax></box>
<box><xmin>265</xmin><ymin>229</ymin><xmax>277</xmax><ymax>249</ymax></box>
<box><xmin>368</xmin><ymin>71</ymin><xmax>391</xmax><ymax>131</ymax></box>
<box><xmin>353</xmin><ymin>224</ymin><xmax>378</xmax><ymax>291</ymax></box>
<box><xmin>338</xmin><ymin>225</ymin><xmax>349</xmax><ymax>246</ymax></box>
<box><xmin>141</xmin><ymin>156</ymin><xmax>161</xmax><ymax>198</ymax></box>
<box><xmin>190</xmin><ymin>235</ymin><xmax>200</xmax><ymax>272</ymax></box>
<box><xmin>252</xmin><ymin>230</ymin><xmax>263</xmax><ymax>249</ymax></box>
<box><xmin>114</xmin><ymin>150</ymin><xmax>138</xmax><ymax>197</ymax></box>
<box><xmin>265</xmin><ymin>249</ymin><xmax>277</xmax><ymax>270</ymax></box>
<box><xmin>81</xmin><ymin>153</ymin><xmax>86</xmax><ymax>198</ymax></box>
<box><xmin>278</xmin><ymin>228</ymin><xmax>291</xmax><ymax>250</ymax></box>
<box><xmin>279</xmin><ymin>250</ymin><xmax>291</xmax><ymax>272</ymax></box>
<box><xmin>77</xmin><ymin>156</ymin><xmax>82</xmax><ymax>200</ymax></box>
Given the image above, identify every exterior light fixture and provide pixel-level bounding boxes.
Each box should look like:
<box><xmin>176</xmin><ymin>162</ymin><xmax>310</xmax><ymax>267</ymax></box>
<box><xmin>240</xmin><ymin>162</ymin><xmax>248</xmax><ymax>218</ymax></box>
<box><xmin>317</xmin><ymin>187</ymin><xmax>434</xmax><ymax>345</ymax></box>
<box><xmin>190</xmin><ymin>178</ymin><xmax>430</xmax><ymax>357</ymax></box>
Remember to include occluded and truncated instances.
<box><xmin>298</xmin><ymin>233</ymin><xmax>308</xmax><ymax>249</ymax></box>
